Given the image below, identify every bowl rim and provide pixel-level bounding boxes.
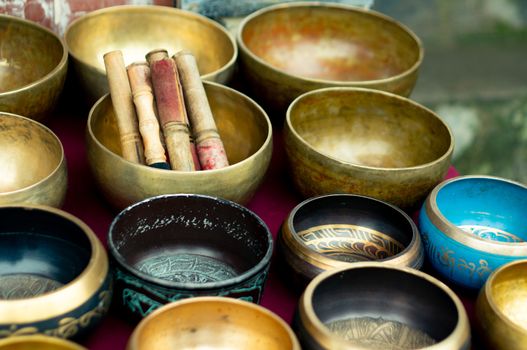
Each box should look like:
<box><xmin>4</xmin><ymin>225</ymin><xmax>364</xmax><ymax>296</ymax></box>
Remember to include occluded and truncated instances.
<box><xmin>283</xmin><ymin>193</ymin><xmax>423</xmax><ymax>269</ymax></box>
<box><xmin>108</xmin><ymin>193</ymin><xmax>274</xmax><ymax>290</ymax></box>
<box><xmin>299</xmin><ymin>262</ymin><xmax>470</xmax><ymax>349</ymax></box>
<box><xmin>0</xmin><ymin>112</ymin><xmax>65</xmax><ymax>197</ymax></box>
<box><xmin>0</xmin><ymin>14</ymin><xmax>68</xmax><ymax>98</ymax></box>
<box><xmin>0</xmin><ymin>205</ymin><xmax>108</xmax><ymax>324</ymax></box>
<box><xmin>0</xmin><ymin>334</ymin><xmax>87</xmax><ymax>349</ymax></box>
<box><xmin>236</xmin><ymin>1</ymin><xmax>424</xmax><ymax>87</ymax></box>
<box><xmin>285</xmin><ymin>86</ymin><xmax>454</xmax><ymax>172</ymax></box>
<box><xmin>425</xmin><ymin>175</ymin><xmax>527</xmax><ymax>256</ymax></box>
<box><xmin>86</xmin><ymin>81</ymin><xmax>273</xmax><ymax>176</ymax></box>
<box><xmin>64</xmin><ymin>4</ymin><xmax>238</xmax><ymax>82</ymax></box>
<box><xmin>127</xmin><ymin>296</ymin><xmax>301</xmax><ymax>350</ymax></box>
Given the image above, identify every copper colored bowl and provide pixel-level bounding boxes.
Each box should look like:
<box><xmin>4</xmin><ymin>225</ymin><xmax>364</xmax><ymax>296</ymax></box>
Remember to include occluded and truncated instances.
<box><xmin>284</xmin><ymin>87</ymin><xmax>453</xmax><ymax>211</ymax></box>
<box><xmin>0</xmin><ymin>335</ymin><xmax>86</xmax><ymax>350</ymax></box>
<box><xmin>0</xmin><ymin>15</ymin><xmax>67</xmax><ymax>121</ymax></box>
<box><xmin>127</xmin><ymin>297</ymin><xmax>300</xmax><ymax>350</ymax></box>
<box><xmin>237</xmin><ymin>2</ymin><xmax>423</xmax><ymax>119</ymax></box>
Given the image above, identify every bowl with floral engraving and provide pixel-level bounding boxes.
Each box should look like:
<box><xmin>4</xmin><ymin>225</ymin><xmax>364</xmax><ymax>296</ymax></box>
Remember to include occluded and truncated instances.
<box><xmin>294</xmin><ymin>263</ymin><xmax>470</xmax><ymax>350</ymax></box>
<box><xmin>419</xmin><ymin>175</ymin><xmax>527</xmax><ymax>290</ymax></box>
<box><xmin>0</xmin><ymin>205</ymin><xmax>111</xmax><ymax>339</ymax></box>
<box><xmin>277</xmin><ymin>194</ymin><xmax>424</xmax><ymax>289</ymax></box>
<box><xmin>108</xmin><ymin>194</ymin><xmax>273</xmax><ymax>321</ymax></box>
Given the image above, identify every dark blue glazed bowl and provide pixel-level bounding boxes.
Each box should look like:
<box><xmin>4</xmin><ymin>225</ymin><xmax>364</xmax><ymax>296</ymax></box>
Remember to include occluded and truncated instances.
<box><xmin>419</xmin><ymin>175</ymin><xmax>527</xmax><ymax>290</ymax></box>
<box><xmin>0</xmin><ymin>205</ymin><xmax>112</xmax><ymax>339</ymax></box>
<box><xmin>108</xmin><ymin>194</ymin><xmax>273</xmax><ymax>320</ymax></box>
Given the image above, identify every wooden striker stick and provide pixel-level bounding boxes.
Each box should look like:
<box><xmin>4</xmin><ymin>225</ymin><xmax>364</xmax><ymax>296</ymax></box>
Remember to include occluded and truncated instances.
<box><xmin>126</xmin><ymin>62</ymin><xmax>170</xmax><ymax>169</ymax></box>
<box><xmin>103</xmin><ymin>50</ymin><xmax>145</xmax><ymax>164</ymax></box>
<box><xmin>173</xmin><ymin>51</ymin><xmax>229</xmax><ymax>170</ymax></box>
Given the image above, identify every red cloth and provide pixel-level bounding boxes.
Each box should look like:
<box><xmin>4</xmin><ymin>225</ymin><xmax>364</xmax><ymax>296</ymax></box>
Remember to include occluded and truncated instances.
<box><xmin>47</xmin><ymin>110</ymin><xmax>467</xmax><ymax>349</ymax></box>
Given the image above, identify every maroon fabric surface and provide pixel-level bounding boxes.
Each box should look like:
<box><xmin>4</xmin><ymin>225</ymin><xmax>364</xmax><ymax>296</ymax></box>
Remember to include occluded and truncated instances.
<box><xmin>46</xmin><ymin>97</ymin><xmax>470</xmax><ymax>349</ymax></box>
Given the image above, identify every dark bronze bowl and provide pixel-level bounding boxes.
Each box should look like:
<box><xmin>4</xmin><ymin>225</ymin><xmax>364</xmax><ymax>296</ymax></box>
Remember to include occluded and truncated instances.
<box><xmin>294</xmin><ymin>263</ymin><xmax>470</xmax><ymax>349</ymax></box>
<box><xmin>108</xmin><ymin>194</ymin><xmax>273</xmax><ymax>321</ymax></box>
<box><xmin>278</xmin><ymin>194</ymin><xmax>423</xmax><ymax>290</ymax></box>
<box><xmin>0</xmin><ymin>205</ymin><xmax>111</xmax><ymax>339</ymax></box>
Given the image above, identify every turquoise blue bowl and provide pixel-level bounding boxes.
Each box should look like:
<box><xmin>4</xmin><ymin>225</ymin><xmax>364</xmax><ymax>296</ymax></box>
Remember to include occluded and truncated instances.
<box><xmin>419</xmin><ymin>175</ymin><xmax>527</xmax><ymax>290</ymax></box>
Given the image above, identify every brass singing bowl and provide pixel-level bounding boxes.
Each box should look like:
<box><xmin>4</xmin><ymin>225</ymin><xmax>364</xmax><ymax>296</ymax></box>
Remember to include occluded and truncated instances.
<box><xmin>0</xmin><ymin>335</ymin><xmax>86</xmax><ymax>350</ymax></box>
<box><xmin>476</xmin><ymin>259</ymin><xmax>527</xmax><ymax>350</ymax></box>
<box><xmin>65</xmin><ymin>5</ymin><xmax>237</xmax><ymax>104</ymax></box>
<box><xmin>237</xmin><ymin>2</ymin><xmax>423</xmax><ymax>120</ymax></box>
<box><xmin>87</xmin><ymin>81</ymin><xmax>272</xmax><ymax>210</ymax></box>
<box><xmin>127</xmin><ymin>297</ymin><xmax>300</xmax><ymax>350</ymax></box>
<box><xmin>284</xmin><ymin>87</ymin><xmax>453</xmax><ymax>211</ymax></box>
<box><xmin>0</xmin><ymin>113</ymin><xmax>67</xmax><ymax>207</ymax></box>
<box><xmin>0</xmin><ymin>15</ymin><xmax>67</xmax><ymax>121</ymax></box>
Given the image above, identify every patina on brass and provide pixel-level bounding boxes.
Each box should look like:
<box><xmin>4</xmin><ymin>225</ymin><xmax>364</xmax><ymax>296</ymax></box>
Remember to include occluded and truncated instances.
<box><xmin>237</xmin><ymin>2</ymin><xmax>423</xmax><ymax>119</ymax></box>
<box><xmin>0</xmin><ymin>335</ymin><xmax>86</xmax><ymax>349</ymax></box>
<box><xmin>284</xmin><ymin>87</ymin><xmax>453</xmax><ymax>210</ymax></box>
<box><xmin>0</xmin><ymin>15</ymin><xmax>67</xmax><ymax>121</ymax></box>
<box><xmin>65</xmin><ymin>5</ymin><xmax>237</xmax><ymax>103</ymax></box>
<box><xmin>127</xmin><ymin>296</ymin><xmax>300</xmax><ymax>350</ymax></box>
<box><xmin>476</xmin><ymin>259</ymin><xmax>527</xmax><ymax>350</ymax></box>
<box><xmin>86</xmin><ymin>81</ymin><xmax>272</xmax><ymax>210</ymax></box>
<box><xmin>0</xmin><ymin>113</ymin><xmax>67</xmax><ymax>207</ymax></box>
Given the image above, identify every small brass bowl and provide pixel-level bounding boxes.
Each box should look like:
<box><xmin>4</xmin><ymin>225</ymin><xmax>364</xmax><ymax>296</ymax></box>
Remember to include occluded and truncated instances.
<box><xmin>294</xmin><ymin>263</ymin><xmax>470</xmax><ymax>349</ymax></box>
<box><xmin>0</xmin><ymin>15</ymin><xmax>67</xmax><ymax>121</ymax></box>
<box><xmin>278</xmin><ymin>194</ymin><xmax>424</xmax><ymax>289</ymax></box>
<box><xmin>0</xmin><ymin>113</ymin><xmax>67</xmax><ymax>207</ymax></box>
<box><xmin>284</xmin><ymin>87</ymin><xmax>453</xmax><ymax>211</ymax></box>
<box><xmin>0</xmin><ymin>205</ymin><xmax>111</xmax><ymax>339</ymax></box>
<box><xmin>127</xmin><ymin>297</ymin><xmax>300</xmax><ymax>350</ymax></box>
<box><xmin>476</xmin><ymin>259</ymin><xmax>527</xmax><ymax>350</ymax></box>
<box><xmin>108</xmin><ymin>194</ymin><xmax>273</xmax><ymax>320</ymax></box>
<box><xmin>87</xmin><ymin>81</ymin><xmax>272</xmax><ymax>210</ymax></box>
<box><xmin>237</xmin><ymin>2</ymin><xmax>423</xmax><ymax>119</ymax></box>
<box><xmin>65</xmin><ymin>5</ymin><xmax>237</xmax><ymax>103</ymax></box>
<box><xmin>0</xmin><ymin>335</ymin><xmax>86</xmax><ymax>350</ymax></box>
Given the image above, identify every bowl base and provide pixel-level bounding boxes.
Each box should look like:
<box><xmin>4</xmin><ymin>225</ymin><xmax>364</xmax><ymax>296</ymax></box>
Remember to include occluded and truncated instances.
<box><xmin>0</xmin><ymin>274</ymin><xmax>63</xmax><ymax>300</ymax></box>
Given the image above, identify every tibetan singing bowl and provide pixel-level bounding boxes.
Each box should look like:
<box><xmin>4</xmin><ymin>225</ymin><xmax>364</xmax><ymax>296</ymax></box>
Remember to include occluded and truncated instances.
<box><xmin>237</xmin><ymin>2</ymin><xmax>423</xmax><ymax>119</ymax></box>
<box><xmin>284</xmin><ymin>87</ymin><xmax>453</xmax><ymax>211</ymax></box>
<box><xmin>0</xmin><ymin>15</ymin><xmax>67</xmax><ymax>121</ymax></box>
<box><xmin>65</xmin><ymin>5</ymin><xmax>237</xmax><ymax>103</ymax></box>
<box><xmin>0</xmin><ymin>113</ymin><xmax>67</xmax><ymax>207</ymax></box>
<box><xmin>278</xmin><ymin>194</ymin><xmax>423</xmax><ymax>289</ymax></box>
<box><xmin>476</xmin><ymin>260</ymin><xmax>527</xmax><ymax>350</ymax></box>
<box><xmin>294</xmin><ymin>263</ymin><xmax>470</xmax><ymax>350</ymax></box>
<box><xmin>127</xmin><ymin>297</ymin><xmax>300</xmax><ymax>350</ymax></box>
<box><xmin>0</xmin><ymin>205</ymin><xmax>111</xmax><ymax>339</ymax></box>
<box><xmin>419</xmin><ymin>175</ymin><xmax>527</xmax><ymax>290</ymax></box>
<box><xmin>108</xmin><ymin>194</ymin><xmax>273</xmax><ymax>320</ymax></box>
<box><xmin>0</xmin><ymin>335</ymin><xmax>86</xmax><ymax>350</ymax></box>
<box><xmin>87</xmin><ymin>81</ymin><xmax>272</xmax><ymax>210</ymax></box>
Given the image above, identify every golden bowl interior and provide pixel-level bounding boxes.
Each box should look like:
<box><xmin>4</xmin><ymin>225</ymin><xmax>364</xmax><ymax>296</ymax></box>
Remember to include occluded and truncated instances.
<box><xmin>289</xmin><ymin>88</ymin><xmax>451</xmax><ymax>169</ymax></box>
<box><xmin>0</xmin><ymin>113</ymin><xmax>63</xmax><ymax>193</ymax></box>
<box><xmin>0</xmin><ymin>335</ymin><xmax>86</xmax><ymax>350</ymax></box>
<box><xmin>0</xmin><ymin>15</ymin><xmax>64</xmax><ymax>94</ymax></box>
<box><xmin>241</xmin><ymin>4</ymin><xmax>420</xmax><ymax>82</ymax></box>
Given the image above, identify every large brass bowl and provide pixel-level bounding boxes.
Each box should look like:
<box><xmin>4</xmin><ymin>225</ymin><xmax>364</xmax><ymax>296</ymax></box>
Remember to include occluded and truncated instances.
<box><xmin>87</xmin><ymin>81</ymin><xmax>272</xmax><ymax>210</ymax></box>
<box><xmin>127</xmin><ymin>297</ymin><xmax>300</xmax><ymax>350</ymax></box>
<box><xmin>0</xmin><ymin>113</ymin><xmax>67</xmax><ymax>207</ymax></box>
<box><xmin>475</xmin><ymin>259</ymin><xmax>527</xmax><ymax>350</ymax></box>
<box><xmin>65</xmin><ymin>5</ymin><xmax>237</xmax><ymax>103</ymax></box>
<box><xmin>284</xmin><ymin>87</ymin><xmax>453</xmax><ymax>211</ymax></box>
<box><xmin>0</xmin><ymin>335</ymin><xmax>85</xmax><ymax>350</ymax></box>
<box><xmin>0</xmin><ymin>15</ymin><xmax>67</xmax><ymax>121</ymax></box>
<box><xmin>237</xmin><ymin>2</ymin><xmax>423</xmax><ymax>120</ymax></box>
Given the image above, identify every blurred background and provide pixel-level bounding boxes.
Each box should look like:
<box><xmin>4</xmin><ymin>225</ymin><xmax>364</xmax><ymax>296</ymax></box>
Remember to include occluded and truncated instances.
<box><xmin>2</xmin><ymin>0</ymin><xmax>526</xmax><ymax>182</ymax></box>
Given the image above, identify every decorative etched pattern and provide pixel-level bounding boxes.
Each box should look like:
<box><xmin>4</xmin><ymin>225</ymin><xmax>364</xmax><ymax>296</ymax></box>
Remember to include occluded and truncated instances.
<box><xmin>0</xmin><ymin>274</ymin><xmax>63</xmax><ymax>300</ymax></box>
<box><xmin>297</xmin><ymin>224</ymin><xmax>405</xmax><ymax>262</ymax></box>
<box><xmin>136</xmin><ymin>253</ymin><xmax>237</xmax><ymax>283</ymax></box>
<box><xmin>459</xmin><ymin>225</ymin><xmax>523</xmax><ymax>243</ymax></box>
<box><xmin>326</xmin><ymin>316</ymin><xmax>436</xmax><ymax>349</ymax></box>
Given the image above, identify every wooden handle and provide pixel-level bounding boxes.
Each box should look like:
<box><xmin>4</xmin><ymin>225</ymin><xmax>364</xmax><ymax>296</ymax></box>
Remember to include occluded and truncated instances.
<box><xmin>103</xmin><ymin>50</ymin><xmax>145</xmax><ymax>164</ymax></box>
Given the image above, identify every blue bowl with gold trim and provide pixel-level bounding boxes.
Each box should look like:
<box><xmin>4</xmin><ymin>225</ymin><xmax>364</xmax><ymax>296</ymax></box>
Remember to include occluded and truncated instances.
<box><xmin>0</xmin><ymin>205</ymin><xmax>111</xmax><ymax>339</ymax></box>
<box><xmin>419</xmin><ymin>175</ymin><xmax>527</xmax><ymax>290</ymax></box>
<box><xmin>108</xmin><ymin>194</ymin><xmax>273</xmax><ymax>321</ymax></box>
